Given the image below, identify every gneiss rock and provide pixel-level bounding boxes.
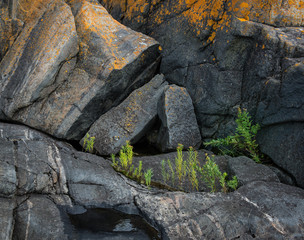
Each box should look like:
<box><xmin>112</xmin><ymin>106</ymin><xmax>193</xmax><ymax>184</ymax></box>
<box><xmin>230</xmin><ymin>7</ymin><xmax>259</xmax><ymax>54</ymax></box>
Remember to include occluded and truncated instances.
<box><xmin>157</xmin><ymin>84</ymin><xmax>201</xmax><ymax>152</ymax></box>
<box><xmin>135</xmin><ymin>181</ymin><xmax>304</xmax><ymax>239</ymax></box>
<box><xmin>13</xmin><ymin>195</ymin><xmax>68</xmax><ymax>240</ymax></box>
<box><xmin>100</xmin><ymin>0</ymin><xmax>304</xmax><ymax>189</ymax></box>
<box><xmin>0</xmin><ymin>0</ymin><xmax>161</xmax><ymax>140</ymax></box>
<box><xmin>83</xmin><ymin>74</ymin><xmax>168</xmax><ymax>155</ymax></box>
<box><xmin>228</xmin><ymin>156</ymin><xmax>280</xmax><ymax>186</ymax></box>
<box><xmin>0</xmin><ymin>198</ymin><xmax>15</xmax><ymax>240</ymax></box>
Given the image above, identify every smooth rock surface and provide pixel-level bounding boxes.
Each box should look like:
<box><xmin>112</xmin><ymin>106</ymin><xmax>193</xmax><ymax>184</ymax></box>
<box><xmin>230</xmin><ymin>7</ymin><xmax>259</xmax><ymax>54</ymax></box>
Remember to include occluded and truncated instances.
<box><xmin>228</xmin><ymin>156</ymin><xmax>280</xmax><ymax>186</ymax></box>
<box><xmin>157</xmin><ymin>84</ymin><xmax>202</xmax><ymax>152</ymax></box>
<box><xmin>84</xmin><ymin>74</ymin><xmax>168</xmax><ymax>155</ymax></box>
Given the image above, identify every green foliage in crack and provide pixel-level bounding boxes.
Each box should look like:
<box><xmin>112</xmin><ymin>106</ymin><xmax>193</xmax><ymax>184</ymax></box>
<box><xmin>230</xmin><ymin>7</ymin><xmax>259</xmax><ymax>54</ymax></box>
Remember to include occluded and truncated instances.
<box><xmin>195</xmin><ymin>153</ymin><xmax>238</xmax><ymax>193</ymax></box>
<box><xmin>161</xmin><ymin>145</ymin><xmax>199</xmax><ymax>191</ymax></box>
<box><xmin>204</xmin><ymin>108</ymin><xmax>262</xmax><ymax>163</ymax></box>
<box><xmin>111</xmin><ymin>141</ymin><xmax>149</xmax><ymax>187</ymax></box>
<box><xmin>83</xmin><ymin>133</ymin><xmax>95</xmax><ymax>153</ymax></box>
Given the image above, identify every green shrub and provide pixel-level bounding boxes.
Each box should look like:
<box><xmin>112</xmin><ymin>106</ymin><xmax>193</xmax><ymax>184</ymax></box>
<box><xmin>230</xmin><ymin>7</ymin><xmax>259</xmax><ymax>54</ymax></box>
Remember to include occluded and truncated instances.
<box><xmin>111</xmin><ymin>141</ymin><xmax>150</xmax><ymax>188</ymax></box>
<box><xmin>204</xmin><ymin>108</ymin><xmax>262</xmax><ymax>163</ymax></box>
<box><xmin>83</xmin><ymin>133</ymin><xmax>95</xmax><ymax>153</ymax></box>
<box><xmin>195</xmin><ymin>153</ymin><xmax>238</xmax><ymax>193</ymax></box>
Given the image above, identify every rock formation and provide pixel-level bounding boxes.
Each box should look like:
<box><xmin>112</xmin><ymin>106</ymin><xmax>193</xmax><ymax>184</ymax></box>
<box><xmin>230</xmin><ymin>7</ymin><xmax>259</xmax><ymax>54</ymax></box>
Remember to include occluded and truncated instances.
<box><xmin>99</xmin><ymin>0</ymin><xmax>304</xmax><ymax>187</ymax></box>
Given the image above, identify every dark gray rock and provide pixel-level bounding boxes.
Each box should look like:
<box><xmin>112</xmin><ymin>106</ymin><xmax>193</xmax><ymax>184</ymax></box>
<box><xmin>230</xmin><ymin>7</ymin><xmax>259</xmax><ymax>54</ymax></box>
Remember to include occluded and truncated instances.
<box><xmin>83</xmin><ymin>74</ymin><xmax>168</xmax><ymax>155</ymax></box>
<box><xmin>228</xmin><ymin>156</ymin><xmax>280</xmax><ymax>186</ymax></box>
<box><xmin>0</xmin><ymin>161</ymin><xmax>17</xmax><ymax>197</ymax></box>
<box><xmin>135</xmin><ymin>181</ymin><xmax>304</xmax><ymax>239</ymax></box>
<box><xmin>13</xmin><ymin>195</ymin><xmax>68</xmax><ymax>240</ymax></box>
<box><xmin>0</xmin><ymin>198</ymin><xmax>15</xmax><ymax>240</ymax></box>
<box><xmin>0</xmin><ymin>0</ymin><xmax>161</xmax><ymax>141</ymax></box>
<box><xmin>258</xmin><ymin>123</ymin><xmax>304</xmax><ymax>188</ymax></box>
<box><xmin>100</xmin><ymin>1</ymin><xmax>304</xmax><ymax>189</ymax></box>
<box><xmin>268</xmin><ymin>165</ymin><xmax>296</xmax><ymax>186</ymax></box>
<box><xmin>157</xmin><ymin>85</ymin><xmax>202</xmax><ymax>152</ymax></box>
<box><xmin>61</xmin><ymin>150</ymin><xmax>139</xmax><ymax>214</ymax></box>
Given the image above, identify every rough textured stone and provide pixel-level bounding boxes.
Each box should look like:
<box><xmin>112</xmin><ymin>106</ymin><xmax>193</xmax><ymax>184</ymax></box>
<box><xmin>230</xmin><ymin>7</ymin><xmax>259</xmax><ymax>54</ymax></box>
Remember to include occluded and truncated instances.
<box><xmin>0</xmin><ymin>161</ymin><xmax>17</xmax><ymax>197</ymax></box>
<box><xmin>258</xmin><ymin>123</ymin><xmax>304</xmax><ymax>188</ymax></box>
<box><xmin>100</xmin><ymin>0</ymin><xmax>304</xmax><ymax>188</ymax></box>
<box><xmin>228</xmin><ymin>156</ymin><xmax>280</xmax><ymax>186</ymax></box>
<box><xmin>157</xmin><ymin>84</ymin><xmax>201</xmax><ymax>152</ymax></box>
<box><xmin>135</xmin><ymin>181</ymin><xmax>304</xmax><ymax>239</ymax></box>
<box><xmin>13</xmin><ymin>195</ymin><xmax>68</xmax><ymax>240</ymax></box>
<box><xmin>0</xmin><ymin>198</ymin><xmax>15</xmax><ymax>240</ymax></box>
<box><xmin>0</xmin><ymin>0</ymin><xmax>161</xmax><ymax>140</ymax></box>
<box><xmin>83</xmin><ymin>74</ymin><xmax>168</xmax><ymax>155</ymax></box>
<box><xmin>62</xmin><ymin>150</ymin><xmax>139</xmax><ymax>214</ymax></box>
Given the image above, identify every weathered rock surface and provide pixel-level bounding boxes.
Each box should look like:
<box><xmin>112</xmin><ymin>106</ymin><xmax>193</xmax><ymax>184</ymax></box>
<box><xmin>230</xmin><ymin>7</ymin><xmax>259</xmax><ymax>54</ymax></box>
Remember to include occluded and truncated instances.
<box><xmin>0</xmin><ymin>122</ymin><xmax>304</xmax><ymax>239</ymax></box>
<box><xmin>83</xmin><ymin>74</ymin><xmax>168</xmax><ymax>155</ymax></box>
<box><xmin>157</xmin><ymin>84</ymin><xmax>201</xmax><ymax>152</ymax></box>
<box><xmin>0</xmin><ymin>0</ymin><xmax>161</xmax><ymax>140</ymax></box>
<box><xmin>258</xmin><ymin>123</ymin><xmax>304</xmax><ymax>188</ymax></box>
<box><xmin>228</xmin><ymin>156</ymin><xmax>280</xmax><ymax>186</ymax></box>
<box><xmin>136</xmin><ymin>181</ymin><xmax>304</xmax><ymax>239</ymax></box>
<box><xmin>0</xmin><ymin>198</ymin><xmax>15</xmax><ymax>240</ymax></box>
<box><xmin>13</xmin><ymin>195</ymin><xmax>68</xmax><ymax>240</ymax></box>
<box><xmin>100</xmin><ymin>0</ymin><xmax>304</xmax><ymax>188</ymax></box>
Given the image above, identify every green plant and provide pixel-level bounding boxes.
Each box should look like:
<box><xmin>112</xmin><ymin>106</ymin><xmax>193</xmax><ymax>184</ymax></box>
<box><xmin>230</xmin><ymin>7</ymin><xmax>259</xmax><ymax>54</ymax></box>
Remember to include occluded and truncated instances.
<box><xmin>83</xmin><ymin>133</ymin><xmax>95</xmax><ymax>152</ymax></box>
<box><xmin>204</xmin><ymin>108</ymin><xmax>262</xmax><ymax>163</ymax></box>
<box><xmin>144</xmin><ymin>168</ymin><xmax>153</xmax><ymax>188</ymax></box>
<box><xmin>196</xmin><ymin>153</ymin><xmax>238</xmax><ymax>193</ymax></box>
<box><xmin>112</xmin><ymin>142</ymin><xmax>150</xmax><ymax>187</ymax></box>
<box><xmin>227</xmin><ymin>176</ymin><xmax>238</xmax><ymax>191</ymax></box>
<box><xmin>161</xmin><ymin>146</ymin><xmax>199</xmax><ymax>190</ymax></box>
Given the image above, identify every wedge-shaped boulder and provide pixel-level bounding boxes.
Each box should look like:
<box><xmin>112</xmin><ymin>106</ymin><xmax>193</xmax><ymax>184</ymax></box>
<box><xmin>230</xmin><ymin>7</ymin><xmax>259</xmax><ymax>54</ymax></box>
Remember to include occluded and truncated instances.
<box><xmin>157</xmin><ymin>85</ymin><xmax>202</xmax><ymax>152</ymax></box>
<box><xmin>0</xmin><ymin>0</ymin><xmax>161</xmax><ymax>140</ymax></box>
<box><xmin>83</xmin><ymin>74</ymin><xmax>168</xmax><ymax>155</ymax></box>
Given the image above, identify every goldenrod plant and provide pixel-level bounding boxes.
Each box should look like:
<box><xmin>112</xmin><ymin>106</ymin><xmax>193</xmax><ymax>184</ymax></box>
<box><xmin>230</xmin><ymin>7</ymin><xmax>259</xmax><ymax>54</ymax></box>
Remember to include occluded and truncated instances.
<box><xmin>83</xmin><ymin>133</ymin><xmax>95</xmax><ymax>153</ymax></box>
<box><xmin>111</xmin><ymin>142</ymin><xmax>149</xmax><ymax>188</ymax></box>
<box><xmin>204</xmin><ymin>108</ymin><xmax>262</xmax><ymax>163</ymax></box>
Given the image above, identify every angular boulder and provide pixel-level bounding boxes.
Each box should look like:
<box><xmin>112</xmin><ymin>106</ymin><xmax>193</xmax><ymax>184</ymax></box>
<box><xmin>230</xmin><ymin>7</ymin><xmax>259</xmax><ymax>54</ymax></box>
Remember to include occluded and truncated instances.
<box><xmin>0</xmin><ymin>0</ymin><xmax>161</xmax><ymax>140</ymax></box>
<box><xmin>83</xmin><ymin>74</ymin><xmax>168</xmax><ymax>155</ymax></box>
<box><xmin>157</xmin><ymin>84</ymin><xmax>201</xmax><ymax>152</ymax></box>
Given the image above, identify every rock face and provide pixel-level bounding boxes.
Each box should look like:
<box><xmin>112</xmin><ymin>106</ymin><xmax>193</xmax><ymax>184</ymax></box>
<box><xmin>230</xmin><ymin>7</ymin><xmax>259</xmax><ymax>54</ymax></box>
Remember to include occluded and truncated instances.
<box><xmin>0</xmin><ymin>122</ymin><xmax>304</xmax><ymax>239</ymax></box>
<box><xmin>157</xmin><ymin>85</ymin><xmax>202</xmax><ymax>152</ymax></box>
<box><xmin>99</xmin><ymin>0</ymin><xmax>304</xmax><ymax>187</ymax></box>
<box><xmin>0</xmin><ymin>0</ymin><xmax>161</xmax><ymax>140</ymax></box>
<box><xmin>228</xmin><ymin>156</ymin><xmax>280</xmax><ymax>186</ymax></box>
<box><xmin>83</xmin><ymin>74</ymin><xmax>168</xmax><ymax>155</ymax></box>
<box><xmin>136</xmin><ymin>181</ymin><xmax>304</xmax><ymax>239</ymax></box>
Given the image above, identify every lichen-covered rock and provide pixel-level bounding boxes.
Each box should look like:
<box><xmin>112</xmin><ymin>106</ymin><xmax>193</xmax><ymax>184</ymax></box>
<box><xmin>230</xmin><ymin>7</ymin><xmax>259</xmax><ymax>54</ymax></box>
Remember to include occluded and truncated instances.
<box><xmin>100</xmin><ymin>0</ymin><xmax>304</xmax><ymax>188</ymax></box>
<box><xmin>0</xmin><ymin>0</ymin><xmax>161</xmax><ymax>140</ymax></box>
<box><xmin>157</xmin><ymin>84</ymin><xmax>201</xmax><ymax>152</ymax></box>
<box><xmin>83</xmin><ymin>74</ymin><xmax>168</xmax><ymax>155</ymax></box>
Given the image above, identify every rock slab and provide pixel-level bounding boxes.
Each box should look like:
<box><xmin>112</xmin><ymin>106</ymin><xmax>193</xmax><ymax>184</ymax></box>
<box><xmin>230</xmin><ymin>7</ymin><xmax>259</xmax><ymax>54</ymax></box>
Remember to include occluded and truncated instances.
<box><xmin>157</xmin><ymin>84</ymin><xmax>202</xmax><ymax>152</ymax></box>
<box><xmin>83</xmin><ymin>74</ymin><xmax>168</xmax><ymax>155</ymax></box>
